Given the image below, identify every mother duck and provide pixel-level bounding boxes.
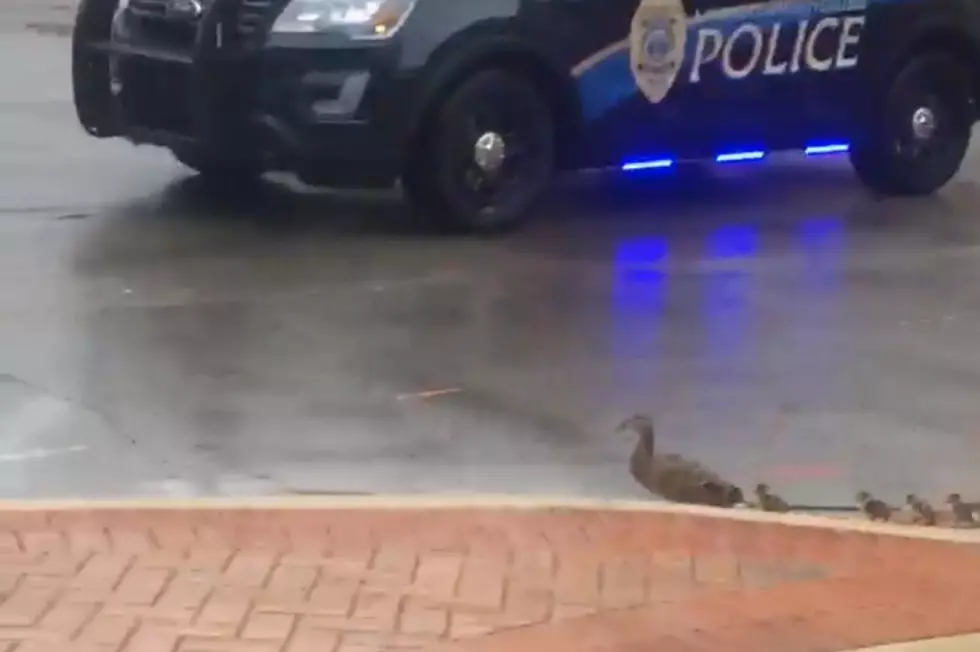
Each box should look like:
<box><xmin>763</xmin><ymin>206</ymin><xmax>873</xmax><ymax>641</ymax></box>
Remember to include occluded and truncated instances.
<box><xmin>618</xmin><ymin>414</ymin><xmax>744</xmax><ymax>507</ymax></box>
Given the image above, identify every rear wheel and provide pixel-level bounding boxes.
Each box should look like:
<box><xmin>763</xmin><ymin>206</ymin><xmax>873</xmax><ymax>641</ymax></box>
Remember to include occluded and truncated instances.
<box><xmin>403</xmin><ymin>69</ymin><xmax>556</xmax><ymax>234</ymax></box>
<box><xmin>850</xmin><ymin>51</ymin><xmax>974</xmax><ymax>196</ymax></box>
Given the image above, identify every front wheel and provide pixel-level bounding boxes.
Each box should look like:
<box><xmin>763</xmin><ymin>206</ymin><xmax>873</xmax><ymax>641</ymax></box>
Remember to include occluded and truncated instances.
<box><xmin>403</xmin><ymin>69</ymin><xmax>556</xmax><ymax>234</ymax></box>
<box><xmin>850</xmin><ymin>51</ymin><xmax>974</xmax><ymax>196</ymax></box>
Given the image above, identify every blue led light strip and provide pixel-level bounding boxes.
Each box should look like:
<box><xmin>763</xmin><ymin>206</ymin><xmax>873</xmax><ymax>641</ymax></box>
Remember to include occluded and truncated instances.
<box><xmin>804</xmin><ymin>143</ymin><xmax>850</xmax><ymax>155</ymax></box>
<box><xmin>716</xmin><ymin>150</ymin><xmax>766</xmax><ymax>163</ymax></box>
<box><xmin>621</xmin><ymin>142</ymin><xmax>850</xmax><ymax>171</ymax></box>
<box><xmin>621</xmin><ymin>158</ymin><xmax>674</xmax><ymax>171</ymax></box>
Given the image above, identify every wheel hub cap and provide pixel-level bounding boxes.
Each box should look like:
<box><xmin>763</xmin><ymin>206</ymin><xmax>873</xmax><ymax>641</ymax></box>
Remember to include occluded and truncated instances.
<box><xmin>911</xmin><ymin>106</ymin><xmax>937</xmax><ymax>140</ymax></box>
<box><xmin>473</xmin><ymin>132</ymin><xmax>506</xmax><ymax>174</ymax></box>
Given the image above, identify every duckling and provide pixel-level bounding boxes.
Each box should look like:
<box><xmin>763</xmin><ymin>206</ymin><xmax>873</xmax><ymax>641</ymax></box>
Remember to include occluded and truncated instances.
<box><xmin>755</xmin><ymin>483</ymin><xmax>791</xmax><ymax>513</ymax></box>
<box><xmin>905</xmin><ymin>494</ymin><xmax>937</xmax><ymax>526</ymax></box>
<box><xmin>618</xmin><ymin>414</ymin><xmax>744</xmax><ymax>508</ymax></box>
<box><xmin>946</xmin><ymin>493</ymin><xmax>978</xmax><ymax>528</ymax></box>
<box><xmin>856</xmin><ymin>491</ymin><xmax>892</xmax><ymax>522</ymax></box>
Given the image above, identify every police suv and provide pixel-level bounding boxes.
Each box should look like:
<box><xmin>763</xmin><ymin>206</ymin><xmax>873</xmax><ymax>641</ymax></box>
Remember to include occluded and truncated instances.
<box><xmin>73</xmin><ymin>0</ymin><xmax>980</xmax><ymax>232</ymax></box>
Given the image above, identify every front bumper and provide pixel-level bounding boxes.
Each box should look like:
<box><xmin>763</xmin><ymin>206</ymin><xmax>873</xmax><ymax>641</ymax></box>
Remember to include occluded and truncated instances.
<box><xmin>72</xmin><ymin>0</ymin><xmax>412</xmax><ymax>188</ymax></box>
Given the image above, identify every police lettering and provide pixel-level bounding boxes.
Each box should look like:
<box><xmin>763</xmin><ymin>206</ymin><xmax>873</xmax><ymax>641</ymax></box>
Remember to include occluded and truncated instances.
<box><xmin>689</xmin><ymin>14</ymin><xmax>864</xmax><ymax>82</ymax></box>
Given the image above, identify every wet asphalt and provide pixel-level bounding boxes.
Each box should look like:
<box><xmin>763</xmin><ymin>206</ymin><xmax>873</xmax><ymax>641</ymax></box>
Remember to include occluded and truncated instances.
<box><xmin>4</xmin><ymin>22</ymin><xmax>980</xmax><ymax>507</ymax></box>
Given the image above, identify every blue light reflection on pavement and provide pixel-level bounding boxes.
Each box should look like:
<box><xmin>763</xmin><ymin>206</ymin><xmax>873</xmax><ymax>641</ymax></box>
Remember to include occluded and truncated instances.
<box><xmin>611</xmin><ymin>237</ymin><xmax>668</xmax><ymax>358</ymax></box>
<box><xmin>608</xmin><ymin>227</ymin><xmax>762</xmax><ymax>450</ymax></box>
<box><xmin>609</xmin><ymin>238</ymin><xmax>669</xmax><ymax>402</ymax></box>
<box><xmin>786</xmin><ymin>216</ymin><xmax>848</xmax><ymax>391</ymax></box>
<box><xmin>608</xmin><ymin>227</ymin><xmax>764</xmax><ymax>401</ymax></box>
<box><xmin>608</xmin><ymin>218</ymin><xmax>845</xmax><ymax>385</ymax></box>
<box><xmin>707</xmin><ymin>225</ymin><xmax>759</xmax><ymax>260</ymax></box>
<box><xmin>610</xmin><ymin>220</ymin><xmax>846</xmax><ymax>361</ymax></box>
<box><xmin>702</xmin><ymin>225</ymin><xmax>760</xmax><ymax>364</ymax></box>
<box><xmin>610</xmin><ymin>227</ymin><xmax>763</xmax><ymax>368</ymax></box>
<box><xmin>788</xmin><ymin>216</ymin><xmax>847</xmax><ymax>367</ymax></box>
<box><xmin>798</xmin><ymin>216</ymin><xmax>846</xmax><ymax>292</ymax></box>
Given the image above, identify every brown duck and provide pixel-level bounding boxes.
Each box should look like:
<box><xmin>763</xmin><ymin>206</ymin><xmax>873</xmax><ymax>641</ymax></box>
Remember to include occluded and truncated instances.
<box><xmin>755</xmin><ymin>483</ymin><xmax>791</xmax><ymax>513</ymax></box>
<box><xmin>946</xmin><ymin>493</ymin><xmax>978</xmax><ymax>528</ymax></box>
<box><xmin>905</xmin><ymin>494</ymin><xmax>937</xmax><ymax>526</ymax></box>
<box><xmin>618</xmin><ymin>414</ymin><xmax>744</xmax><ymax>507</ymax></box>
<box><xmin>856</xmin><ymin>491</ymin><xmax>892</xmax><ymax>522</ymax></box>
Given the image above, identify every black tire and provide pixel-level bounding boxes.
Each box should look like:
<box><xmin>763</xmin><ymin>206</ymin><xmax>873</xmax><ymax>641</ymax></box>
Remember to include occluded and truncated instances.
<box><xmin>403</xmin><ymin>69</ymin><xmax>556</xmax><ymax>234</ymax></box>
<box><xmin>172</xmin><ymin>148</ymin><xmax>263</xmax><ymax>186</ymax></box>
<box><xmin>850</xmin><ymin>51</ymin><xmax>974</xmax><ymax>196</ymax></box>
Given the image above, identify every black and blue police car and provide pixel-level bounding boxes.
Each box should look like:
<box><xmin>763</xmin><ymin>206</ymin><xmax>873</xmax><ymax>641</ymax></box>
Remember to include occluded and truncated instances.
<box><xmin>73</xmin><ymin>0</ymin><xmax>980</xmax><ymax>232</ymax></box>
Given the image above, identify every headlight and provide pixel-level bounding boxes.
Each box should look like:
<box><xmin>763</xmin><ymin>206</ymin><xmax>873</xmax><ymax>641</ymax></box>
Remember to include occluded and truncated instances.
<box><xmin>271</xmin><ymin>0</ymin><xmax>417</xmax><ymax>39</ymax></box>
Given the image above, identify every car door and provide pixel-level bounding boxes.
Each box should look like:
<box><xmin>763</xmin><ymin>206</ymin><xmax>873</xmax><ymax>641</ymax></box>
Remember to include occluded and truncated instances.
<box><xmin>670</xmin><ymin>0</ymin><xmax>871</xmax><ymax>152</ymax></box>
<box><xmin>552</xmin><ymin>0</ymin><xmax>868</xmax><ymax>166</ymax></box>
<box><xmin>525</xmin><ymin>0</ymin><xmax>691</xmax><ymax>167</ymax></box>
<box><xmin>791</xmin><ymin>0</ymin><xmax>869</xmax><ymax>141</ymax></box>
<box><xmin>676</xmin><ymin>0</ymin><xmax>812</xmax><ymax>152</ymax></box>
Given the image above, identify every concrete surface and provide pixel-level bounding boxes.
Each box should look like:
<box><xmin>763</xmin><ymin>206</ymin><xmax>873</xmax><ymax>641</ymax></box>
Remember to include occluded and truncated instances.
<box><xmin>4</xmin><ymin>13</ymin><xmax>980</xmax><ymax>506</ymax></box>
<box><xmin>854</xmin><ymin>636</ymin><xmax>980</xmax><ymax>652</ymax></box>
<box><xmin>1</xmin><ymin>0</ymin><xmax>75</xmax><ymax>37</ymax></box>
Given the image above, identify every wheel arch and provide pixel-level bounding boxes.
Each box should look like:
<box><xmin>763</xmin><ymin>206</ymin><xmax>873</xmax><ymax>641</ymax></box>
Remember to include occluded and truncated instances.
<box><xmin>901</xmin><ymin>27</ymin><xmax>980</xmax><ymax>108</ymax></box>
<box><xmin>404</xmin><ymin>32</ymin><xmax>585</xmax><ymax>172</ymax></box>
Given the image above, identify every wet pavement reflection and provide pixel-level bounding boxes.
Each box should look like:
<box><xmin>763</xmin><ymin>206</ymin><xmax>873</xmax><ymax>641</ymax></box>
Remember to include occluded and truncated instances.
<box><xmin>3</xmin><ymin>31</ymin><xmax>980</xmax><ymax>506</ymax></box>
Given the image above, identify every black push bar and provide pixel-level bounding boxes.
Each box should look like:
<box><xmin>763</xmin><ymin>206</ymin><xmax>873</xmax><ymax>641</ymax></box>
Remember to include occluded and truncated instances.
<box><xmin>72</xmin><ymin>0</ymin><xmax>122</xmax><ymax>137</ymax></box>
<box><xmin>71</xmin><ymin>0</ymin><xmax>249</xmax><ymax>149</ymax></box>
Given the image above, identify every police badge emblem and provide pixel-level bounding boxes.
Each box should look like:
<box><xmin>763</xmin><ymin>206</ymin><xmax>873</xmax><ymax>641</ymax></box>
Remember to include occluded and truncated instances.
<box><xmin>630</xmin><ymin>0</ymin><xmax>686</xmax><ymax>104</ymax></box>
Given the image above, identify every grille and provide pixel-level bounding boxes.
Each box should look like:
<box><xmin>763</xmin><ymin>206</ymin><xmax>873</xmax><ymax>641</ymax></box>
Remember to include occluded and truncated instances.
<box><xmin>119</xmin><ymin>59</ymin><xmax>195</xmax><ymax>134</ymax></box>
<box><xmin>127</xmin><ymin>0</ymin><xmax>284</xmax><ymax>46</ymax></box>
<box><xmin>235</xmin><ymin>0</ymin><xmax>285</xmax><ymax>40</ymax></box>
<box><xmin>127</xmin><ymin>0</ymin><xmax>204</xmax><ymax>48</ymax></box>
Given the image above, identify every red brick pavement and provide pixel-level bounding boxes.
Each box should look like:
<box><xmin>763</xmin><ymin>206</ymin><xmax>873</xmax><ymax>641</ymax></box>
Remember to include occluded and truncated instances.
<box><xmin>0</xmin><ymin>505</ymin><xmax>975</xmax><ymax>652</ymax></box>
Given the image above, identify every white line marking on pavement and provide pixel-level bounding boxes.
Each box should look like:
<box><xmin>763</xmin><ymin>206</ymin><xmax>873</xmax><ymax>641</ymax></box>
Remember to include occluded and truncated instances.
<box><xmin>0</xmin><ymin>445</ymin><xmax>88</xmax><ymax>463</ymax></box>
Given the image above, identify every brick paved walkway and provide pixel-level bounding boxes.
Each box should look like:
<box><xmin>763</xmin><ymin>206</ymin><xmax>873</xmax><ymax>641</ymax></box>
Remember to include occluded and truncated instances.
<box><xmin>0</xmin><ymin>502</ymin><xmax>976</xmax><ymax>652</ymax></box>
